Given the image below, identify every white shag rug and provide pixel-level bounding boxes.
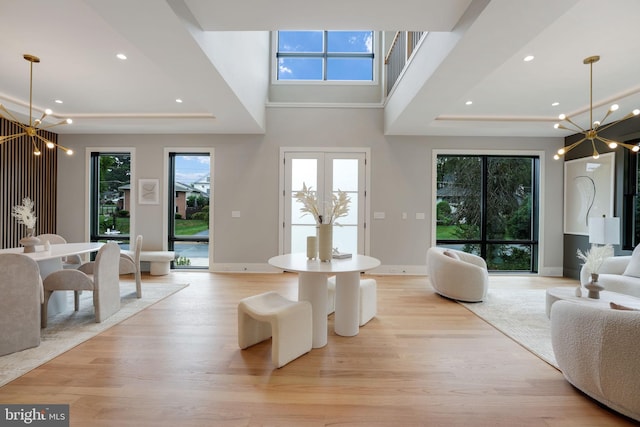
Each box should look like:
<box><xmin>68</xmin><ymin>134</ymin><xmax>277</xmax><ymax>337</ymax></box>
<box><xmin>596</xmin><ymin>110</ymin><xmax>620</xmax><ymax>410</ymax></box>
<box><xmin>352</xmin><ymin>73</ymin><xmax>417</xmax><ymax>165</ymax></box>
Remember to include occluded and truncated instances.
<box><xmin>0</xmin><ymin>281</ymin><xmax>188</xmax><ymax>387</ymax></box>
<box><xmin>459</xmin><ymin>288</ymin><xmax>558</xmax><ymax>369</ymax></box>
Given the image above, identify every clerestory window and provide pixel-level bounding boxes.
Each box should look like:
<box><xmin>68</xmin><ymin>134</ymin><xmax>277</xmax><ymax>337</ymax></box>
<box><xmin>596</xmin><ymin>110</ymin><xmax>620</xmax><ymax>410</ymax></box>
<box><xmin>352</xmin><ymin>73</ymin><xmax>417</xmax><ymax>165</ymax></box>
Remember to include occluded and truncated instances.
<box><xmin>276</xmin><ymin>31</ymin><xmax>374</xmax><ymax>81</ymax></box>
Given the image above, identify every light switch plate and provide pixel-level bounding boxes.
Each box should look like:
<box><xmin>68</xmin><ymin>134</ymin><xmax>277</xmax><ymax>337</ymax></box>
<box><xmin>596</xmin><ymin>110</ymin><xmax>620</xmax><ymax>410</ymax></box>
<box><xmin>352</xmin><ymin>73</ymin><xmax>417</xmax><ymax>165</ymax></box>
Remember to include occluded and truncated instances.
<box><xmin>232</xmin><ymin>211</ymin><xmax>241</xmax><ymax>218</ymax></box>
<box><xmin>373</xmin><ymin>212</ymin><xmax>385</xmax><ymax>219</ymax></box>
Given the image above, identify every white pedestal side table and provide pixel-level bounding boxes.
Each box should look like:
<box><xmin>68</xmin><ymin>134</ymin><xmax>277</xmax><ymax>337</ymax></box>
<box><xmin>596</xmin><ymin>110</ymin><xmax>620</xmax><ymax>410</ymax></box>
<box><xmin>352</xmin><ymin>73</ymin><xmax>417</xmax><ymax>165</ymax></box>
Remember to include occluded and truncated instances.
<box><xmin>268</xmin><ymin>253</ymin><xmax>380</xmax><ymax>348</ymax></box>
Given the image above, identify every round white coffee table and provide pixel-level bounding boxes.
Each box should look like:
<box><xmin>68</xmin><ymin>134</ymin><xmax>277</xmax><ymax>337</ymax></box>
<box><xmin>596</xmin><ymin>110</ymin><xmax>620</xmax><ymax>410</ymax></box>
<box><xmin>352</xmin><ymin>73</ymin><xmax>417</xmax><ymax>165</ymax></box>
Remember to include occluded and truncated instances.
<box><xmin>268</xmin><ymin>253</ymin><xmax>380</xmax><ymax>348</ymax></box>
<box><xmin>545</xmin><ymin>286</ymin><xmax>640</xmax><ymax>318</ymax></box>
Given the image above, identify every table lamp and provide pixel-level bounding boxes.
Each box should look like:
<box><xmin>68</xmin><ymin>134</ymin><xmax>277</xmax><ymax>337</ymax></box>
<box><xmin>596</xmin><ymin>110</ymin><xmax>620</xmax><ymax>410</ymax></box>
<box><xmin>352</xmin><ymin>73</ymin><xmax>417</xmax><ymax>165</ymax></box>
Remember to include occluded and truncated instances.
<box><xmin>585</xmin><ymin>215</ymin><xmax>619</xmax><ymax>299</ymax></box>
<box><xmin>588</xmin><ymin>216</ymin><xmax>620</xmax><ymax>245</ymax></box>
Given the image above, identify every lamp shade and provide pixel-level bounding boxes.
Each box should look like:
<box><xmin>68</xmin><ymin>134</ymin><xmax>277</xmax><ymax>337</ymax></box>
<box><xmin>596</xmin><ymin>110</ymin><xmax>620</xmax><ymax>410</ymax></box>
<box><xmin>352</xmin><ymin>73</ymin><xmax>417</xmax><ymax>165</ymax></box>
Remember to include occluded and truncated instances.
<box><xmin>588</xmin><ymin>217</ymin><xmax>620</xmax><ymax>245</ymax></box>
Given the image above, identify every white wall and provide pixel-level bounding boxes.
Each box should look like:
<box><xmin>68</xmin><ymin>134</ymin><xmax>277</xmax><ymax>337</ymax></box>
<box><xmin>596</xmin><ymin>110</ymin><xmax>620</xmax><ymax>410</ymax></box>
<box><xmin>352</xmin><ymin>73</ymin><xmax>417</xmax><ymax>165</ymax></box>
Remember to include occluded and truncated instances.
<box><xmin>57</xmin><ymin>106</ymin><xmax>565</xmax><ymax>274</ymax></box>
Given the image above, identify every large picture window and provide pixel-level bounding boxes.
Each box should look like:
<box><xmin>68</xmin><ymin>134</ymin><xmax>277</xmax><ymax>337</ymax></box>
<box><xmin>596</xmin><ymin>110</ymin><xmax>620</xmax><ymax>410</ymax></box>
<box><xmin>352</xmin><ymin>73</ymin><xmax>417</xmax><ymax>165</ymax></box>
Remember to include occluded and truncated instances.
<box><xmin>435</xmin><ymin>155</ymin><xmax>539</xmax><ymax>272</ymax></box>
<box><xmin>276</xmin><ymin>31</ymin><xmax>374</xmax><ymax>81</ymax></box>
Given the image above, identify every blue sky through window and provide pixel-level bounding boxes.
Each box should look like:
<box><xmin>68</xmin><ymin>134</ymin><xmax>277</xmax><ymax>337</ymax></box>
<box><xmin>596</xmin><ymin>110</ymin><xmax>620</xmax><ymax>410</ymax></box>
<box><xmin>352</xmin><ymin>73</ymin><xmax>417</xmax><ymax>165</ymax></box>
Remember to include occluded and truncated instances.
<box><xmin>176</xmin><ymin>155</ymin><xmax>210</xmax><ymax>184</ymax></box>
<box><xmin>277</xmin><ymin>31</ymin><xmax>373</xmax><ymax>81</ymax></box>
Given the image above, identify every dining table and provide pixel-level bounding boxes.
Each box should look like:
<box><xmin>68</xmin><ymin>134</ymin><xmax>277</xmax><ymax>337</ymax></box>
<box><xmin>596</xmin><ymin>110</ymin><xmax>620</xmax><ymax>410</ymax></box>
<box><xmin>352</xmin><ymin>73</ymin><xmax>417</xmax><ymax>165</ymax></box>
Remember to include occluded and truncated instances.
<box><xmin>0</xmin><ymin>242</ymin><xmax>104</xmax><ymax>315</ymax></box>
<box><xmin>268</xmin><ymin>253</ymin><xmax>381</xmax><ymax>348</ymax></box>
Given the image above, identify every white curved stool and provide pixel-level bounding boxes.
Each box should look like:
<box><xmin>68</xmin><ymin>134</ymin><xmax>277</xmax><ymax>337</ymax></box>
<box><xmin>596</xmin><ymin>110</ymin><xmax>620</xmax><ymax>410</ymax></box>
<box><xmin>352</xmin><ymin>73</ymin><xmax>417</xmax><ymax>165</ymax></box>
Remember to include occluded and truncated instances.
<box><xmin>327</xmin><ymin>276</ymin><xmax>377</xmax><ymax>326</ymax></box>
<box><xmin>238</xmin><ymin>291</ymin><xmax>312</xmax><ymax>368</ymax></box>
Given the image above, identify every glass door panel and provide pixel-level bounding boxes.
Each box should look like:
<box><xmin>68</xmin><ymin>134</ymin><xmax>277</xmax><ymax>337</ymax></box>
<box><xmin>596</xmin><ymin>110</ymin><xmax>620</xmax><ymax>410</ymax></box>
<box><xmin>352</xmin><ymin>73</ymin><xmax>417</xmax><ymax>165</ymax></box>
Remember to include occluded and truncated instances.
<box><xmin>284</xmin><ymin>151</ymin><xmax>366</xmax><ymax>255</ymax></box>
<box><xmin>168</xmin><ymin>153</ymin><xmax>211</xmax><ymax>269</ymax></box>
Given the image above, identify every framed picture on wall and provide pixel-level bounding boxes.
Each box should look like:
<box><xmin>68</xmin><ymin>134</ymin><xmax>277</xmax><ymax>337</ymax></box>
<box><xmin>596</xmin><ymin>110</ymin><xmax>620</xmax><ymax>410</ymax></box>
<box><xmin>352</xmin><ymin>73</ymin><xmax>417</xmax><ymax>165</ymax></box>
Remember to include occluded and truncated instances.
<box><xmin>563</xmin><ymin>152</ymin><xmax>615</xmax><ymax>235</ymax></box>
<box><xmin>138</xmin><ymin>179</ymin><xmax>159</xmax><ymax>205</ymax></box>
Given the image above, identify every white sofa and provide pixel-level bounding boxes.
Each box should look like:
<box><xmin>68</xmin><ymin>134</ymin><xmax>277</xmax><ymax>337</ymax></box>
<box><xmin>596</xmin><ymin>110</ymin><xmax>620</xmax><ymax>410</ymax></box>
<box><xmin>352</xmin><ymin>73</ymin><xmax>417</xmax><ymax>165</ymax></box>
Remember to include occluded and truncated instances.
<box><xmin>550</xmin><ymin>300</ymin><xmax>640</xmax><ymax>422</ymax></box>
<box><xmin>426</xmin><ymin>247</ymin><xmax>488</xmax><ymax>302</ymax></box>
<box><xmin>579</xmin><ymin>251</ymin><xmax>640</xmax><ymax>298</ymax></box>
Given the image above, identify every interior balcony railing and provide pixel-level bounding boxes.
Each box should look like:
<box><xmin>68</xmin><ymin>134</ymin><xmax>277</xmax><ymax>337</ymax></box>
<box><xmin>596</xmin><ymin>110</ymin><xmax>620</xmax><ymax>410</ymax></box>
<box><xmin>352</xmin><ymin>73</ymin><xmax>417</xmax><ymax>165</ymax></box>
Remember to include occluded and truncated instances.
<box><xmin>384</xmin><ymin>31</ymin><xmax>426</xmax><ymax>97</ymax></box>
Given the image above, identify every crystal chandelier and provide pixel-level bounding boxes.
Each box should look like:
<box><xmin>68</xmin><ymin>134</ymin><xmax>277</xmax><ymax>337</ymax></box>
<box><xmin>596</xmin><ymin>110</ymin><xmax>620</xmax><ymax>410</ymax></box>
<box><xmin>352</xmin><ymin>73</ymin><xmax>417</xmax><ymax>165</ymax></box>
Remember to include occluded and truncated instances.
<box><xmin>554</xmin><ymin>55</ymin><xmax>640</xmax><ymax>160</ymax></box>
<box><xmin>0</xmin><ymin>54</ymin><xmax>73</xmax><ymax>156</ymax></box>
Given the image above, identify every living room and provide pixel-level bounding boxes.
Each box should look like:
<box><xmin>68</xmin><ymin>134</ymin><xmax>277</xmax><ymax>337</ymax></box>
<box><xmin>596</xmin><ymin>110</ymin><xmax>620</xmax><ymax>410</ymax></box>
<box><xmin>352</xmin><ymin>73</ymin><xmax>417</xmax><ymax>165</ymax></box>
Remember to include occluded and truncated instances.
<box><xmin>1</xmin><ymin>0</ymin><xmax>639</xmax><ymax>425</ymax></box>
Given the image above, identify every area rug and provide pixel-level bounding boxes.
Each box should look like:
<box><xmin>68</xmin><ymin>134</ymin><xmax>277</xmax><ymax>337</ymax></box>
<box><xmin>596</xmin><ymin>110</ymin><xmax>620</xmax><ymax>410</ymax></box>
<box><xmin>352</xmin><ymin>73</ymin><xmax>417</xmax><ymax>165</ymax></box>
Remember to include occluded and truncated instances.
<box><xmin>0</xmin><ymin>281</ymin><xmax>188</xmax><ymax>387</ymax></box>
<box><xmin>459</xmin><ymin>287</ymin><xmax>558</xmax><ymax>369</ymax></box>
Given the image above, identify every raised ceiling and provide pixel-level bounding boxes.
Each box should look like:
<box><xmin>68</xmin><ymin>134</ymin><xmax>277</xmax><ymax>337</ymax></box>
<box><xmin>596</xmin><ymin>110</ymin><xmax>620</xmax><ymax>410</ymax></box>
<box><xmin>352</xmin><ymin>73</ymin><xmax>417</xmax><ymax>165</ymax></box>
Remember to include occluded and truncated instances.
<box><xmin>0</xmin><ymin>0</ymin><xmax>638</xmax><ymax>138</ymax></box>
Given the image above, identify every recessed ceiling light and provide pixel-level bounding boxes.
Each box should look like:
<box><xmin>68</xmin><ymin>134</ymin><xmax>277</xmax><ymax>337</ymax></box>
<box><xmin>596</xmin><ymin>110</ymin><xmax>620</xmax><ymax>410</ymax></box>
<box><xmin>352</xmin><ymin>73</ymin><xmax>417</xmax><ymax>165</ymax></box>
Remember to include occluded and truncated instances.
<box><xmin>175</xmin><ymin>98</ymin><xmax>183</xmax><ymax>103</ymax></box>
<box><xmin>465</xmin><ymin>100</ymin><xmax>473</xmax><ymax>105</ymax></box>
<box><xmin>524</xmin><ymin>55</ymin><xmax>534</xmax><ymax>62</ymax></box>
<box><xmin>552</xmin><ymin>102</ymin><xmax>559</xmax><ymax>107</ymax></box>
<box><xmin>116</xmin><ymin>53</ymin><xmax>127</xmax><ymax>60</ymax></box>
<box><xmin>55</xmin><ymin>99</ymin><xmax>63</xmax><ymax>104</ymax></box>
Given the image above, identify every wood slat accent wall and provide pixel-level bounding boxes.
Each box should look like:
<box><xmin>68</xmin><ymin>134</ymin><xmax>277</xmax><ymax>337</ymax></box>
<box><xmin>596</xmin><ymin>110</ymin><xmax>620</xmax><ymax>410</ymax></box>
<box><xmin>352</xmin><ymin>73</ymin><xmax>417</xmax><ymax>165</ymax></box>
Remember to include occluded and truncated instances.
<box><xmin>1</xmin><ymin>117</ymin><xmax>57</xmax><ymax>249</ymax></box>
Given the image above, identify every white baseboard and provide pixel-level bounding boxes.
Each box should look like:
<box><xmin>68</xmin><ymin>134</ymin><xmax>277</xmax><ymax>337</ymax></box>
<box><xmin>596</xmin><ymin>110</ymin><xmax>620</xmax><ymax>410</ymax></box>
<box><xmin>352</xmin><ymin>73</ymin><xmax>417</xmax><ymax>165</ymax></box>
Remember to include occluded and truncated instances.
<box><xmin>206</xmin><ymin>263</ymin><xmax>562</xmax><ymax>276</ymax></box>
<box><xmin>362</xmin><ymin>265</ymin><xmax>427</xmax><ymax>276</ymax></box>
<box><xmin>211</xmin><ymin>263</ymin><xmax>280</xmax><ymax>273</ymax></box>
<box><xmin>537</xmin><ymin>266</ymin><xmax>564</xmax><ymax>277</ymax></box>
<box><xmin>209</xmin><ymin>263</ymin><xmax>428</xmax><ymax>275</ymax></box>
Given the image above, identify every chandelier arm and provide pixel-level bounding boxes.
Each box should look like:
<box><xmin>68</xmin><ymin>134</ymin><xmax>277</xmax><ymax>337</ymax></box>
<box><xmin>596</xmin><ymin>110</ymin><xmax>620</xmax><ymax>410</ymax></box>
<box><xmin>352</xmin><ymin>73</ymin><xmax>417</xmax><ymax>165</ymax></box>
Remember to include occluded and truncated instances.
<box><xmin>597</xmin><ymin>112</ymin><xmax>638</xmax><ymax>133</ymax></box>
<box><xmin>36</xmin><ymin>111</ymin><xmax>48</xmax><ymax>124</ymax></box>
<box><xmin>561</xmin><ymin>117</ymin><xmax>587</xmax><ymax>133</ymax></box>
<box><xmin>39</xmin><ymin>119</ymin><xmax>70</xmax><ymax>130</ymax></box>
<box><xmin>616</xmin><ymin>142</ymin><xmax>640</xmax><ymax>151</ymax></box>
<box><xmin>0</xmin><ymin>105</ymin><xmax>23</xmax><ymax>125</ymax></box>
<box><xmin>591</xmin><ymin>139</ymin><xmax>600</xmax><ymax>158</ymax></box>
<box><xmin>555</xmin><ymin>122</ymin><xmax>585</xmax><ymax>133</ymax></box>
<box><xmin>559</xmin><ymin>137</ymin><xmax>588</xmax><ymax>156</ymax></box>
<box><xmin>34</xmin><ymin>133</ymin><xmax>56</xmax><ymax>148</ymax></box>
<box><xmin>34</xmin><ymin>133</ymin><xmax>73</xmax><ymax>154</ymax></box>
<box><xmin>597</xmin><ymin>135</ymin><xmax>639</xmax><ymax>152</ymax></box>
<box><xmin>0</xmin><ymin>132</ymin><xmax>28</xmax><ymax>144</ymax></box>
<box><xmin>29</xmin><ymin>136</ymin><xmax>41</xmax><ymax>155</ymax></box>
<box><xmin>595</xmin><ymin>109</ymin><xmax>615</xmax><ymax>130</ymax></box>
<box><xmin>596</xmin><ymin>135</ymin><xmax>616</xmax><ymax>144</ymax></box>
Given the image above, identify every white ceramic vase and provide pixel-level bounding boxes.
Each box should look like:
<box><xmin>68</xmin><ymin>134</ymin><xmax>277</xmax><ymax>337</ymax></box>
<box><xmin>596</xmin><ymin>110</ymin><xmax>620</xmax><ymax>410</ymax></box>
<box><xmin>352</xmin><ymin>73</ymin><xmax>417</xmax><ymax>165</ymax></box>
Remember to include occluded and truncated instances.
<box><xmin>318</xmin><ymin>223</ymin><xmax>333</xmax><ymax>262</ymax></box>
<box><xmin>306</xmin><ymin>236</ymin><xmax>317</xmax><ymax>260</ymax></box>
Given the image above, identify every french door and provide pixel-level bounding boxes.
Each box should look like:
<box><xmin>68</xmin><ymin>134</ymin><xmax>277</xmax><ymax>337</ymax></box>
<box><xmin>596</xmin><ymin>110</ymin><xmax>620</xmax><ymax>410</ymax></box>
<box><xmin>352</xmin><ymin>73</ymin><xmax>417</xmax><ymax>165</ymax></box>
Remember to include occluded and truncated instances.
<box><xmin>282</xmin><ymin>150</ymin><xmax>368</xmax><ymax>255</ymax></box>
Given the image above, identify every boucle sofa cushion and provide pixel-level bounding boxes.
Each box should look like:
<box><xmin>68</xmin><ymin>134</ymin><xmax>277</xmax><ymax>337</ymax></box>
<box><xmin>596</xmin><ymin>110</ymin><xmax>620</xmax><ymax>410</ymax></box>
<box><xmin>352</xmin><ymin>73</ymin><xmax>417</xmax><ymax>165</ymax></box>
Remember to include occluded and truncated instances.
<box><xmin>622</xmin><ymin>245</ymin><xmax>640</xmax><ymax>277</ymax></box>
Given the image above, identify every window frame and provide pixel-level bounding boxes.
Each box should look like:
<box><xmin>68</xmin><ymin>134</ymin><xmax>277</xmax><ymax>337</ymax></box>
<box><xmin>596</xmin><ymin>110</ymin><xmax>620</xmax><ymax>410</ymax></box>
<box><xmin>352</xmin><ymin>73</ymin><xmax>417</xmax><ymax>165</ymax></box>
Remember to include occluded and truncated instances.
<box><xmin>273</xmin><ymin>30</ymin><xmax>377</xmax><ymax>85</ymax></box>
<box><xmin>432</xmin><ymin>149</ymin><xmax>544</xmax><ymax>273</ymax></box>
<box><xmin>85</xmin><ymin>147</ymin><xmax>136</xmax><ymax>245</ymax></box>
<box><xmin>279</xmin><ymin>147</ymin><xmax>371</xmax><ymax>256</ymax></box>
<box><xmin>163</xmin><ymin>147</ymin><xmax>214</xmax><ymax>271</ymax></box>
<box><xmin>622</xmin><ymin>142</ymin><xmax>640</xmax><ymax>250</ymax></box>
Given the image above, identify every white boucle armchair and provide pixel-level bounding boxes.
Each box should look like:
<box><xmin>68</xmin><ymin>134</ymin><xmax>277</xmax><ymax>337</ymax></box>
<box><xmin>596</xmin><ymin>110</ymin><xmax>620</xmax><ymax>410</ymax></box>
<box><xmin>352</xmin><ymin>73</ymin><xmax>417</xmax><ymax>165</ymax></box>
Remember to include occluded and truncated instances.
<box><xmin>550</xmin><ymin>300</ymin><xmax>640</xmax><ymax>422</ymax></box>
<box><xmin>426</xmin><ymin>247</ymin><xmax>489</xmax><ymax>302</ymax></box>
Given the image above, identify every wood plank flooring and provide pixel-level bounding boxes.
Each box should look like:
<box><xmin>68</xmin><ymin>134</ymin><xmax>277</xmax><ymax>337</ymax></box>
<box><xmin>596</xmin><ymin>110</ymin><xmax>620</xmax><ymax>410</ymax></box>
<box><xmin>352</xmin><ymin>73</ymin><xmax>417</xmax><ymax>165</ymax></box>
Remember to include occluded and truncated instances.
<box><xmin>0</xmin><ymin>272</ymin><xmax>637</xmax><ymax>426</ymax></box>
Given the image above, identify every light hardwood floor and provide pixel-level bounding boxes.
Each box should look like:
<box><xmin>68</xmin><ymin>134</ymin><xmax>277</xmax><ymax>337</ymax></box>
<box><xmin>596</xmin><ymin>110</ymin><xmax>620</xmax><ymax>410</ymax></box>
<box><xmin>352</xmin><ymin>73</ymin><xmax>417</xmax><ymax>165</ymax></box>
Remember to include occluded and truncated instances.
<box><xmin>0</xmin><ymin>272</ymin><xmax>636</xmax><ymax>426</ymax></box>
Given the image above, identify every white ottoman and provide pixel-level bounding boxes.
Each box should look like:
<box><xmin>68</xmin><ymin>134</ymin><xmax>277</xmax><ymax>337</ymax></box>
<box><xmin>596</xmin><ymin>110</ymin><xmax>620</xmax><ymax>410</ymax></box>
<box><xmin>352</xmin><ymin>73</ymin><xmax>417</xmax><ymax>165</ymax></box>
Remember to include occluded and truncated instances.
<box><xmin>238</xmin><ymin>291</ymin><xmax>312</xmax><ymax>368</ymax></box>
<box><xmin>139</xmin><ymin>251</ymin><xmax>175</xmax><ymax>275</ymax></box>
<box><xmin>327</xmin><ymin>276</ymin><xmax>377</xmax><ymax>326</ymax></box>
